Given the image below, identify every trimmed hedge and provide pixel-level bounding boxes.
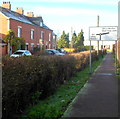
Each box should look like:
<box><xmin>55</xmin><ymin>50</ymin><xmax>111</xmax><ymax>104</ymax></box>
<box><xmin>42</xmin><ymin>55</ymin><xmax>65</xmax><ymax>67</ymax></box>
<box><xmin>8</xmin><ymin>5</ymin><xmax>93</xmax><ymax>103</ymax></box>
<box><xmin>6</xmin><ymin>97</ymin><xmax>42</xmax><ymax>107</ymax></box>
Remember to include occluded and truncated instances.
<box><xmin>2</xmin><ymin>50</ymin><xmax>105</xmax><ymax>119</ymax></box>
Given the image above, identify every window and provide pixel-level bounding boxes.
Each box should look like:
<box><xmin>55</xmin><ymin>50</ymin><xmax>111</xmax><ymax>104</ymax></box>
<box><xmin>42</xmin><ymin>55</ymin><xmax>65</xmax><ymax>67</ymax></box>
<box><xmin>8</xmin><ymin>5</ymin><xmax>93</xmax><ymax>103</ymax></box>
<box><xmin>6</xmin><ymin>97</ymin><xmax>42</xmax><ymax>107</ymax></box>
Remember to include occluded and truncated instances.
<box><xmin>37</xmin><ymin>44</ymin><xmax>40</xmax><ymax>48</ymax></box>
<box><xmin>40</xmin><ymin>22</ymin><xmax>43</xmax><ymax>27</ymax></box>
<box><xmin>25</xmin><ymin>43</ymin><xmax>29</xmax><ymax>50</ymax></box>
<box><xmin>41</xmin><ymin>31</ymin><xmax>44</xmax><ymax>41</ymax></box>
<box><xmin>49</xmin><ymin>44</ymin><xmax>51</xmax><ymax>49</ymax></box>
<box><xmin>49</xmin><ymin>33</ymin><xmax>51</xmax><ymax>41</ymax></box>
<box><xmin>31</xmin><ymin>43</ymin><xmax>34</xmax><ymax>51</ymax></box>
<box><xmin>18</xmin><ymin>26</ymin><xmax>22</xmax><ymax>37</ymax></box>
<box><xmin>31</xmin><ymin>29</ymin><xmax>34</xmax><ymax>40</ymax></box>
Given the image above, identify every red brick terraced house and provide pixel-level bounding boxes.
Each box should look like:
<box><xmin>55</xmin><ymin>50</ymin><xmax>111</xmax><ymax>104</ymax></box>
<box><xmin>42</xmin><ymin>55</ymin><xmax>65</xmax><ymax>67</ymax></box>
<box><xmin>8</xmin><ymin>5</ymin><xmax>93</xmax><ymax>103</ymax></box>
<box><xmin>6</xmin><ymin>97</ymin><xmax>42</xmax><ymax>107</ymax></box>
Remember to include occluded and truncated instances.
<box><xmin>0</xmin><ymin>2</ymin><xmax>56</xmax><ymax>55</ymax></box>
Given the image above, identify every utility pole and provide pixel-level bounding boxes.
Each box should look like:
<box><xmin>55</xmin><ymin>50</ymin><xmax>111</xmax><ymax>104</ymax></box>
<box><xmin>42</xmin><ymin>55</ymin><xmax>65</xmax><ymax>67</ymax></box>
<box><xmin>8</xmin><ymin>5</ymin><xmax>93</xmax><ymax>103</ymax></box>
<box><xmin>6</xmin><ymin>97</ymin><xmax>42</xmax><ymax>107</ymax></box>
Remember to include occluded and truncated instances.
<box><xmin>71</xmin><ymin>27</ymin><xmax>73</xmax><ymax>48</ymax></box>
<box><xmin>97</xmin><ymin>15</ymin><xmax>99</xmax><ymax>55</ymax></box>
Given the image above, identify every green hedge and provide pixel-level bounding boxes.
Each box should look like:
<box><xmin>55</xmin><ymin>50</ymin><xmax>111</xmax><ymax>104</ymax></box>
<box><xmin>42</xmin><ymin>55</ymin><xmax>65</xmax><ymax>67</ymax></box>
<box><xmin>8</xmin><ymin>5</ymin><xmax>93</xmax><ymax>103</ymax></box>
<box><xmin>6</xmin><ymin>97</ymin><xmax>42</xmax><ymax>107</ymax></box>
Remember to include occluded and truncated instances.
<box><xmin>2</xmin><ymin>50</ymin><xmax>103</xmax><ymax>119</ymax></box>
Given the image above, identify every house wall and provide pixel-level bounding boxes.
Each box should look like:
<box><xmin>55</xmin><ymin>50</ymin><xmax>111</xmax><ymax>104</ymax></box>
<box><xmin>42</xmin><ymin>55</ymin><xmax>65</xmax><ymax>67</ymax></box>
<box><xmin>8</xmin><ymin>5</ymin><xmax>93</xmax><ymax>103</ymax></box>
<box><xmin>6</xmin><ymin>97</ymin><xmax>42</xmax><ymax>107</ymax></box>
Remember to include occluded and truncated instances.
<box><xmin>41</xmin><ymin>27</ymin><xmax>53</xmax><ymax>49</ymax></box>
<box><xmin>0</xmin><ymin>44</ymin><xmax>7</xmax><ymax>56</ymax></box>
<box><xmin>10</xmin><ymin>19</ymin><xmax>53</xmax><ymax>52</ymax></box>
<box><xmin>10</xmin><ymin>19</ymin><xmax>38</xmax><ymax>51</ymax></box>
<box><xmin>0</xmin><ymin>12</ymin><xmax>53</xmax><ymax>55</ymax></box>
<box><xmin>118</xmin><ymin>40</ymin><xmax>120</xmax><ymax>64</ymax></box>
<box><xmin>0</xmin><ymin>13</ymin><xmax>9</xmax><ymax>38</ymax></box>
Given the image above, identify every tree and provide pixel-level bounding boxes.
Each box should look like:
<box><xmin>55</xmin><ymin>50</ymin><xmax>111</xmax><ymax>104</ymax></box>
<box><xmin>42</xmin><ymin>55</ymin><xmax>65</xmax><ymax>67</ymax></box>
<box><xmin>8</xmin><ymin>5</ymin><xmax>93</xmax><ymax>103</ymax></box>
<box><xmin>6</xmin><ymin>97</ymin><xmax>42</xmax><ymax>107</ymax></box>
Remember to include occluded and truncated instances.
<box><xmin>57</xmin><ymin>31</ymin><xmax>69</xmax><ymax>48</ymax></box>
<box><xmin>76</xmin><ymin>29</ymin><xmax>84</xmax><ymax>49</ymax></box>
<box><xmin>4</xmin><ymin>29</ymin><xmax>26</xmax><ymax>54</ymax></box>
<box><xmin>71</xmin><ymin>31</ymin><xmax>78</xmax><ymax>48</ymax></box>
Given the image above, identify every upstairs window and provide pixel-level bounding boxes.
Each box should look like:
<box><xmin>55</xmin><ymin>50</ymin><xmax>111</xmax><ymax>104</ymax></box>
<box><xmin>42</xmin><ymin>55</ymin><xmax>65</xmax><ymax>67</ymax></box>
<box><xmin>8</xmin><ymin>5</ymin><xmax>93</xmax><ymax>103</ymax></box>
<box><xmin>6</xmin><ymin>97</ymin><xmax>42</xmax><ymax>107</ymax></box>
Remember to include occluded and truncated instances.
<box><xmin>40</xmin><ymin>22</ymin><xmax>43</xmax><ymax>27</ymax></box>
<box><xmin>31</xmin><ymin>29</ymin><xmax>34</xmax><ymax>40</ymax></box>
<box><xmin>41</xmin><ymin>31</ymin><xmax>44</xmax><ymax>41</ymax></box>
<box><xmin>18</xmin><ymin>26</ymin><xmax>22</xmax><ymax>37</ymax></box>
<box><xmin>49</xmin><ymin>33</ymin><xmax>51</xmax><ymax>41</ymax></box>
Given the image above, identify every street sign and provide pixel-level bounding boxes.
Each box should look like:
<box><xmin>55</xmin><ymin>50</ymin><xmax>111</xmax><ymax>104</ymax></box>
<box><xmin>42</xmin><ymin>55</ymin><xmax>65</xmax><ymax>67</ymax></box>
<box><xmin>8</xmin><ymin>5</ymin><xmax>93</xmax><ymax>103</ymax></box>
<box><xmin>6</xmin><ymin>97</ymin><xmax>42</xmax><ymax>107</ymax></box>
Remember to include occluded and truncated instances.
<box><xmin>89</xmin><ymin>26</ymin><xmax>117</xmax><ymax>41</ymax></box>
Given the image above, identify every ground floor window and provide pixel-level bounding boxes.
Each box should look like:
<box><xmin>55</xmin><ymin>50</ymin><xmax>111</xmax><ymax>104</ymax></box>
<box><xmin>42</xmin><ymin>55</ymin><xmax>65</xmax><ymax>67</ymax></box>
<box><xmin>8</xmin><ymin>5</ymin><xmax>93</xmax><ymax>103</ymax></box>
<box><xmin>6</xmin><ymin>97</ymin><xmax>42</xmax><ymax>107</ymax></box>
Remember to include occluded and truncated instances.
<box><xmin>31</xmin><ymin>43</ymin><xmax>34</xmax><ymax>51</ymax></box>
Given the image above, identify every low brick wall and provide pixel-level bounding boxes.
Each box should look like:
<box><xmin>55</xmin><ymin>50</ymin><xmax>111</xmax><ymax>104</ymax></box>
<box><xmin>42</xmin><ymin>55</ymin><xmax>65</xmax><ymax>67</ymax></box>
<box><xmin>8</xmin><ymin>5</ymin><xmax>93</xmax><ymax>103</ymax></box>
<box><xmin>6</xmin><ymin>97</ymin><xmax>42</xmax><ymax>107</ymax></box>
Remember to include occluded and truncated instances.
<box><xmin>0</xmin><ymin>44</ymin><xmax>7</xmax><ymax>56</ymax></box>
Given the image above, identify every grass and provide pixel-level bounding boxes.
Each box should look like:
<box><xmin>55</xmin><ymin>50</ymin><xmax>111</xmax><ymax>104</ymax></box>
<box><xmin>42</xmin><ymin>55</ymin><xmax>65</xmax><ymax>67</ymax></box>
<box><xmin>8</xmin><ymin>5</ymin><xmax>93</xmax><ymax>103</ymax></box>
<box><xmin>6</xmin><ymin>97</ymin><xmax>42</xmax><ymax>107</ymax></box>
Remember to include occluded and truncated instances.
<box><xmin>21</xmin><ymin>56</ymin><xmax>105</xmax><ymax>119</ymax></box>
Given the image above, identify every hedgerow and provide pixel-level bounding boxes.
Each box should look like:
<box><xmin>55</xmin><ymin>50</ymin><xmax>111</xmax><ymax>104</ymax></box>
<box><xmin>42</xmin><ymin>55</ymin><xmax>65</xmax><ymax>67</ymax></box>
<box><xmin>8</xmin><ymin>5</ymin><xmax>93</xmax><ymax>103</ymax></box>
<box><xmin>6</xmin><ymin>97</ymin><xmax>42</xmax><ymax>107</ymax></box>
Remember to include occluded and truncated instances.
<box><xmin>2</xmin><ymin>50</ymin><xmax>105</xmax><ymax>119</ymax></box>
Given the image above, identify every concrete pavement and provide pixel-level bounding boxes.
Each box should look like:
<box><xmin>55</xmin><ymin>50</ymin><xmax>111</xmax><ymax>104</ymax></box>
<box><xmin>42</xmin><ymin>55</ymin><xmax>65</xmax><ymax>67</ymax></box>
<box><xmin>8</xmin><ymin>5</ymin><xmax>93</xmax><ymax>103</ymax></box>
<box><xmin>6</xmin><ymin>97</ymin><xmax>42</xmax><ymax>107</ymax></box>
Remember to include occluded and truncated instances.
<box><xmin>62</xmin><ymin>53</ymin><xmax>119</xmax><ymax>118</ymax></box>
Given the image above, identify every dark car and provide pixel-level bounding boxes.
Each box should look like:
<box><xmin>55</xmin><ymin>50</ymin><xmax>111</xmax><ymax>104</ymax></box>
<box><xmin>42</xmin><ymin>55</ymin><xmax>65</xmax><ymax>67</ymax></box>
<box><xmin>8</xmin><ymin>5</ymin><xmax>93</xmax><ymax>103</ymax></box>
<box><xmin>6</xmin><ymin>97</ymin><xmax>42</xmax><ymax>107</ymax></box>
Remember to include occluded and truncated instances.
<box><xmin>45</xmin><ymin>49</ymin><xmax>65</xmax><ymax>56</ymax></box>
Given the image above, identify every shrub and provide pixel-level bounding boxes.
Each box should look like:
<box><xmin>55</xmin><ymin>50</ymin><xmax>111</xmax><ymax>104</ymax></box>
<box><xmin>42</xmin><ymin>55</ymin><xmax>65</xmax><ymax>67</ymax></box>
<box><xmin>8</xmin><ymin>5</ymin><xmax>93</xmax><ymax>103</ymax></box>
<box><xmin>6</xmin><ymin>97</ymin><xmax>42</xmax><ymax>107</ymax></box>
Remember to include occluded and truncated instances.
<box><xmin>2</xmin><ymin>55</ymin><xmax>75</xmax><ymax>119</ymax></box>
<box><xmin>2</xmin><ymin>50</ymin><xmax>99</xmax><ymax>119</ymax></box>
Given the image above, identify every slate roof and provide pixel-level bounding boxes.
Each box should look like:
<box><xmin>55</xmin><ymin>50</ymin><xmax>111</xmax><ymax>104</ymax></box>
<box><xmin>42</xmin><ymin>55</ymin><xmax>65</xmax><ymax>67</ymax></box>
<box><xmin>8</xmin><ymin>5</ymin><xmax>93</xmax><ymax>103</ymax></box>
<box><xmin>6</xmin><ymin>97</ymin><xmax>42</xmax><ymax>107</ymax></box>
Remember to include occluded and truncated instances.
<box><xmin>0</xmin><ymin>6</ymin><xmax>52</xmax><ymax>31</ymax></box>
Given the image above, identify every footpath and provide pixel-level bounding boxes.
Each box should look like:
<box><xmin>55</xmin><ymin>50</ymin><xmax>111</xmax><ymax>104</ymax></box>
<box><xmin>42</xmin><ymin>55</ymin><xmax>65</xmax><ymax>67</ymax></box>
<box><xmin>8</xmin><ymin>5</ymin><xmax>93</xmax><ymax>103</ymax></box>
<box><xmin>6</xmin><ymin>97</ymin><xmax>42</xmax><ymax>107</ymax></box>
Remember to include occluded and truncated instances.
<box><xmin>62</xmin><ymin>53</ymin><xmax>119</xmax><ymax>118</ymax></box>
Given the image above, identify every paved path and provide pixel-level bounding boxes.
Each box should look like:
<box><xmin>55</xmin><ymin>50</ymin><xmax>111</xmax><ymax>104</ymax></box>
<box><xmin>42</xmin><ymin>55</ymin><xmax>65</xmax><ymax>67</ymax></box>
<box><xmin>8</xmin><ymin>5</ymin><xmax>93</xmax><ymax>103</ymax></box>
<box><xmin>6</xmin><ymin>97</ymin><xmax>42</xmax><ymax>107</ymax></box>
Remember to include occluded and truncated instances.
<box><xmin>62</xmin><ymin>53</ymin><xmax>118</xmax><ymax>118</ymax></box>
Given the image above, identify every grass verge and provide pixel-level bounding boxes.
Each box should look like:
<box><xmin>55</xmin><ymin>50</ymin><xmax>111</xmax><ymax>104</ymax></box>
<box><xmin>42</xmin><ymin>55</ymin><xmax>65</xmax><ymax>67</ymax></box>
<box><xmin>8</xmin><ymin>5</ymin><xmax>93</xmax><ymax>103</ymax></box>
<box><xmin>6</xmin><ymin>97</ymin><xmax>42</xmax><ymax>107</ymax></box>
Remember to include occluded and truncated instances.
<box><xmin>21</xmin><ymin>56</ymin><xmax>105</xmax><ymax>119</ymax></box>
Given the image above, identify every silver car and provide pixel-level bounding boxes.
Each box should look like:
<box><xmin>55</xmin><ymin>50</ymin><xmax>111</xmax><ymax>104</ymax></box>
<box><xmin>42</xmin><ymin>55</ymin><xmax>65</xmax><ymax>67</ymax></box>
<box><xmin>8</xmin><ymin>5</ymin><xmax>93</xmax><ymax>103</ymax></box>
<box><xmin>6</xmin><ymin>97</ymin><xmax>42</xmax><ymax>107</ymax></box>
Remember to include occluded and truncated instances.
<box><xmin>10</xmin><ymin>50</ymin><xmax>32</xmax><ymax>57</ymax></box>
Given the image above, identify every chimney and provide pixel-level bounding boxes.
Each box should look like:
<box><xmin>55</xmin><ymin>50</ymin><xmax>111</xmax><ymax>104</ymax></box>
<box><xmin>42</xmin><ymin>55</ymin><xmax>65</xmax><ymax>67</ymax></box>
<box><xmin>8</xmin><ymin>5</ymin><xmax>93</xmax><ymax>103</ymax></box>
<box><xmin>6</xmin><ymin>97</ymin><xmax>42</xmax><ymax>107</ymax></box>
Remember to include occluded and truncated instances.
<box><xmin>16</xmin><ymin>8</ymin><xmax>24</xmax><ymax>15</ymax></box>
<box><xmin>27</xmin><ymin>12</ymin><xmax>34</xmax><ymax>17</ymax></box>
<box><xmin>2</xmin><ymin>1</ymin><xmax>11</xmax><ymax>10</ymax></box>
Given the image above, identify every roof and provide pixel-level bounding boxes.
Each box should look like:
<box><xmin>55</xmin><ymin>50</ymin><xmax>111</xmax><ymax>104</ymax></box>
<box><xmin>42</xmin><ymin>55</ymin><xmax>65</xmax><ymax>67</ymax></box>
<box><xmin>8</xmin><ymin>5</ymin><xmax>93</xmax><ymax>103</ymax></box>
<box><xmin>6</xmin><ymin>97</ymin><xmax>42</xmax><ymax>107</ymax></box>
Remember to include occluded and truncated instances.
<box><xmin>52</xmin><ymin>32</ymin><xmax>57</xmax><ymax>36</ymax></box>
<box><xmin>0</xmin><ymin>6</ymin><xmax>52</xmax><ymax>31</ymax></box>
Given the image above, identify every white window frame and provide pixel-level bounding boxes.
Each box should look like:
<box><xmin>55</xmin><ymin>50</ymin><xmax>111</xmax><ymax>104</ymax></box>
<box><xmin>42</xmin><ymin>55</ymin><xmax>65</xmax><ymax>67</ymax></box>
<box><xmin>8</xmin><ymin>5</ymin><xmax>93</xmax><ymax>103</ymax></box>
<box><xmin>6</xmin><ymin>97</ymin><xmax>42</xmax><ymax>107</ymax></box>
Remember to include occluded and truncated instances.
<box><xmin>49</xmin><ymin>33</ymin><xmax>51</xmax><ymax>41</ymax></box>
<box><xmin>18</xmin><ymin>26</ymin><xmax>22</xmax><ymax>37</ymax></box>
<box><xmin>41</xmin><ymin>31</ymin><xmax>44</xmax><ymax>41</ymax></box>
<box><xmin>31</xmin><ymin>29</ymin><xmax>34</xmax><ymax>40</ymax></box>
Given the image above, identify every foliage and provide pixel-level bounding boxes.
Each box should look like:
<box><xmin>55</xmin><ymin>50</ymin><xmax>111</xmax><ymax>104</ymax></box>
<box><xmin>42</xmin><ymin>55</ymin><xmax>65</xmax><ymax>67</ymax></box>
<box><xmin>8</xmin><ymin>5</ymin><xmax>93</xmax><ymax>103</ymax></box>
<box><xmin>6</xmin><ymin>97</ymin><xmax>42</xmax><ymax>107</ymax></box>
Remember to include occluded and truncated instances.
<box><xmin>2</xmin><ymin>50</ymin><xmax>104</xmax><ymax>119</ymax></box>
<box><xmin>71</xmin><ymin>31</ymin><xmax>77</xmax><ymax>48</ymax></box>
<box><xmin>64</xmin><ymin>48</ymin><xmax>77</xmax><ymax>53</ymax></box>
<box><xmin>21</xmin><ymin>54</ymin><xmax>104</xmax><ymax>119</ymax></box>
<box><xmin>3</xmin><ymin>29</ymin><xmax>26</xmax><ymax>52</ymax></box>
<box><xmin>70</xmin><ymin>30</ymin><xmax>85</xmax><ymax>49</ymax></box>
<box><xmin>57</xmin><ymin>31</ymin><xmax>69</xmax><ymax>48</ymax></box>
<box><xmin>2</xmin><ymin>55</ymin><xmax>75</xmax><ymax>119</ymax></box>
<box><xmin>75</xmin><ymin>29</ymin><xmax>84</xmax><ymax>48</ymax></box>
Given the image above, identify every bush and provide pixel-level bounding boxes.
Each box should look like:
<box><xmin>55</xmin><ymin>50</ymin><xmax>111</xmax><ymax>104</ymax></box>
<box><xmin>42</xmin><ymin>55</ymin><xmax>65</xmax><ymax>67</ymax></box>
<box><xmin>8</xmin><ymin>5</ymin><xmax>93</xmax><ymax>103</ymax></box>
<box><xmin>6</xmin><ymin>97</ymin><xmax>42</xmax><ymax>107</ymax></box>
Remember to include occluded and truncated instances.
<box><xmin>2</xmin><ymin>50</ymin><xmax>99</xmax><ymax>119</ymax></box>
<box><xmin>2</xmin><ymin>55</ymin><xmax>75</xmax><ymax>119</ymax></box>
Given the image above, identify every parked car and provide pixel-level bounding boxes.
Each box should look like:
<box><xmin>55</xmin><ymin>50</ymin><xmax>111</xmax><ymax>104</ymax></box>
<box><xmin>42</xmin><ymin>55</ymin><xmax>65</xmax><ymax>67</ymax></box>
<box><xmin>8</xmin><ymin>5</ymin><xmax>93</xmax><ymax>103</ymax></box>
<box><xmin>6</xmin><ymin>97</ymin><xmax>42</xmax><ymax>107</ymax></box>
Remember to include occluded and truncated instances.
<box><xmin>10</xmin><ymin>50</ymin><xmax>32</xmax><ymax>57</ymax></box>
<box><xmin>57</xmin><ymin>48</ymin><xmax>68</xmax><ymax>54</ymax></box>
<box><xmin>45</xmin><ymin>49</ymin><xmax>65</xmax><ymax>56</ymax></box>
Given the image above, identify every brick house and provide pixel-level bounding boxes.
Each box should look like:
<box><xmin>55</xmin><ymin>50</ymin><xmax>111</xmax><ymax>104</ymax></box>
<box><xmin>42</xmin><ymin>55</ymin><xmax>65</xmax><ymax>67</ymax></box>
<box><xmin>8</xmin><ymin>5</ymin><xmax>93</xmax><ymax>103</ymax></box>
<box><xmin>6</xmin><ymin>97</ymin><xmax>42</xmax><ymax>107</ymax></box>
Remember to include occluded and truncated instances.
<box><xmin>0</xmin><ymin>2</ymin><xmax>56</xmax><ymax>55</ymax></box>
<box><xmin>117</xmin><ymin>39</ymin><xmax>120</xmax><ymax>64</ymax></box>
<box><xmin>0</xmin><ymin>38</ymin><xmax>7</xmax><ymax>56</ymax></box>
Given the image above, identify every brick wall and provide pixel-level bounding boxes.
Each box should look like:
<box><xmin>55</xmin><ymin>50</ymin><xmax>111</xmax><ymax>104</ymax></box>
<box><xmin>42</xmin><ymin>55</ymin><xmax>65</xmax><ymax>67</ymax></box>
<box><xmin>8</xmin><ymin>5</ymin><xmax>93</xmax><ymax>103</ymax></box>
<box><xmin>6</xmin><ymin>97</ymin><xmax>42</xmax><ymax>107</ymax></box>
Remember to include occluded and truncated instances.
<box><xmin>0</xmin><ymin>13</ymin><xmax>9</xmax><ymax>39</ymax></box>
<box><xmin>118</xmin><ymin>40</ymin><xmax>120</xmax><ymax>64</ymax></box>
<box><xmin>10</xmin><ymin>19</ymin><xmax>53</xmax><ymax>52</ymax></box>
<box><xmin>0</xmin><ymin>44</ymin><xmax>7</xmax><ymax>56</ymax></box>
<box><xmin>0</xmin><ymin>11</ymin><xmax>53</xmax><ymax>54</ymax></box>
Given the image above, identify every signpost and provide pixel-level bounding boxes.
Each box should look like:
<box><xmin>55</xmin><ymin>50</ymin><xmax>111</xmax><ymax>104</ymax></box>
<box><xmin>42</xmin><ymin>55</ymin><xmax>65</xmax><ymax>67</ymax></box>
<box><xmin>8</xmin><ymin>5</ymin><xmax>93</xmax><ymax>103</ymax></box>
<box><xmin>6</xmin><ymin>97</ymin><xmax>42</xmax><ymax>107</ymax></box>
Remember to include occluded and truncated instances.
<box><xmin>89</xmin><ymin>26</ymin><xmax>117</xmax><ymax>74</ymax></box>
<box><xmin>90</xmin><ymin>26</ymin><xmax>117</xmax><ymax>41</ymax></box>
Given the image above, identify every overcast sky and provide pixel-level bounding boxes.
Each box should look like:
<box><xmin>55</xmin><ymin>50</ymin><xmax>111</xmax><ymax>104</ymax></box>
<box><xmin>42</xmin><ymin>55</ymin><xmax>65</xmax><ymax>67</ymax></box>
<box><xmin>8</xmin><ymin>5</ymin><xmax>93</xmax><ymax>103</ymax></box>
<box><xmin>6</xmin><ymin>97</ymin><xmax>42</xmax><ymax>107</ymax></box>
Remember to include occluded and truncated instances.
<box><xmin>1</xmin><ymin>0</ymin><xmax>118</xmax><ymax>40</ymax></box>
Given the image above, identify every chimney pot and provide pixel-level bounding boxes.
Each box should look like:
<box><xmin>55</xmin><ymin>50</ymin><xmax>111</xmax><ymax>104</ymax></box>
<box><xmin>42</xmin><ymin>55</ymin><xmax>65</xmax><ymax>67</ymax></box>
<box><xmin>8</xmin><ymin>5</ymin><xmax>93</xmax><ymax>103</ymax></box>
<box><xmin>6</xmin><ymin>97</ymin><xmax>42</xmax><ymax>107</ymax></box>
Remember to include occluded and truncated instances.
<box><xmin>16</xmin><ymin>7</ymin><xmax>24</xmax><ymax>15</ymax></box>
<box><xmin>27</xmin><ymin>12</ymin><xmax>34</xmax><ymax>17</ymax></box>
<box><xmin>2</xmin><ymin>1</ymin><xmax>11</xmax><ymax>10</ymax></box>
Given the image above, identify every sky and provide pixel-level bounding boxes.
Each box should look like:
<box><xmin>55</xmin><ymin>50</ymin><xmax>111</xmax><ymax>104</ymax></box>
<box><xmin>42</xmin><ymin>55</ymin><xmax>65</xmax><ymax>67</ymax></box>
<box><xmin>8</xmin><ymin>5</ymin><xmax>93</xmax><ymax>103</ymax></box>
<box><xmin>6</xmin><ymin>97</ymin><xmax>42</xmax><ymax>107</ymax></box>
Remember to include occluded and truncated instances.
<box><xmin>1</xmin><ymin>0</ymin><xmax>119</xmax><ymax>40</ymax></box>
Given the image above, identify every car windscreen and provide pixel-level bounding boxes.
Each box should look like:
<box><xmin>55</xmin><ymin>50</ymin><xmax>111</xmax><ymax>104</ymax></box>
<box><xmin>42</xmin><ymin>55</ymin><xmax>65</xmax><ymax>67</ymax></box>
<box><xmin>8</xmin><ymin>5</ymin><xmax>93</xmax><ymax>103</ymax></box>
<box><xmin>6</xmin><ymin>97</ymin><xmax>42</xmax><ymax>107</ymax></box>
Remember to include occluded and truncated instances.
<box><xmin>14</xmin><ymin>52</ymin><xmax>23</xmax><ymax>55</ymax></box>
<box><xmin>54</xmin><ymin>50</ymin><xmax>60</xmax><ymax>53</ymax></box>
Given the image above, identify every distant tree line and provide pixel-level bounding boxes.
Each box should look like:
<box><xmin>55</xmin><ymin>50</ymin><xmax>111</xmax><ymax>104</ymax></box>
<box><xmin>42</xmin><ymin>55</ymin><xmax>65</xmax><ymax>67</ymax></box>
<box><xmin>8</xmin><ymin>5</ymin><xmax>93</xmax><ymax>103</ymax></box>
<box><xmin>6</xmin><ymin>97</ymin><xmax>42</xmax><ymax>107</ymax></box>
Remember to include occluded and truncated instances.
<box><xmin>57</xmin><ymin>29</ymin><xmax>85</xmax><ymax>51</ymax></box>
